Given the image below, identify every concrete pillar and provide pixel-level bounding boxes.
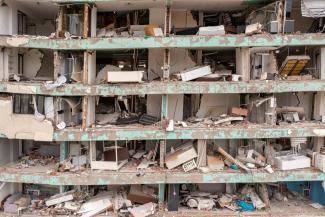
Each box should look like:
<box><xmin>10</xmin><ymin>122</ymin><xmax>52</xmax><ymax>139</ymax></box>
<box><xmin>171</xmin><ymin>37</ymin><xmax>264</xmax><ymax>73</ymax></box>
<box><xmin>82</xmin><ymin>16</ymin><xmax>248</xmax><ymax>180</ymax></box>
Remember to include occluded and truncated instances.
<box><xmin>82</xmin><ymin>51</ymin><xmax>96</xmax><ymax>129</ymax></box>
<box><xmin>313</xmin><ymin>48</ymin><xmax>325</xmax><ymax>151</ymax></box>
<box><xmin>236</xmin><ymin>48</ymin><xmax>250</xmax><ymax>81</ymax></box>
<box><xmin>0</xmin><ymin>1</ymin><xmax>17</xmax><ymax>35</ymax></box>
<box><xmin>91</xmin><ymin>6</ymin><xmax>97</xmax><ymax>37</ymax></box>
<box><xmin>0</xmin><ymin>139</ymin><xmax>19</xmax><ymax>201</ymax></box>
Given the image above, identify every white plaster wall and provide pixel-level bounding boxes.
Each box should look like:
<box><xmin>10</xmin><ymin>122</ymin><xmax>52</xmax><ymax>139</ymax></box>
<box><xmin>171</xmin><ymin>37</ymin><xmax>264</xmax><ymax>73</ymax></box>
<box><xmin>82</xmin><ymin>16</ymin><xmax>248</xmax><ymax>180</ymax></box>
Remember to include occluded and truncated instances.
<box><xmin>0</xmin><ymin>139</ymin><xmax>20</xmax><ymax>202</ymax></box>
<box><xmin>1</xmin><ymin>0</ymin><xmax>18</xmax><ymax>35</ymax></box>
<box><xmin>0</xmin><ymin>5</ymin><xmax>10</xmax><ymax>35</ymax></box>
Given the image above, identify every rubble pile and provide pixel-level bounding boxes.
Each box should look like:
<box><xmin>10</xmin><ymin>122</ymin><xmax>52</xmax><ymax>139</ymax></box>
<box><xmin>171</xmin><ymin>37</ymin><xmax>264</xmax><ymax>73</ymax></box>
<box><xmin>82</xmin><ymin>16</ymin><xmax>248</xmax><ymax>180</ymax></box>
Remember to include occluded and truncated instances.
<box><xmin>16</xmin><ymin>152</ymin><xmax>58</xmax><ymax>169</ymax></box>
<box><xmin>3</xmin><ymin>186</ymin><xmax>158</xmax><ymax>217</ymax></box>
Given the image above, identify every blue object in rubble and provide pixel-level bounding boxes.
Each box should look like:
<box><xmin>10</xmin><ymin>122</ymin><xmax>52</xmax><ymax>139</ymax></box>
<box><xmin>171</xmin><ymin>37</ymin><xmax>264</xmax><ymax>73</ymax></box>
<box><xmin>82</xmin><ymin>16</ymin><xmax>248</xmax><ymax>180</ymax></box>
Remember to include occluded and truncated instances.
<box><xmin>230</xmin><ymin>164</ymin><xmax>239</xmax><ymax>170</ymax></box>
<box><xmin>237</xmin><ymin>200</ymin><xmax>256</xmax><ymax>211</ymax></box>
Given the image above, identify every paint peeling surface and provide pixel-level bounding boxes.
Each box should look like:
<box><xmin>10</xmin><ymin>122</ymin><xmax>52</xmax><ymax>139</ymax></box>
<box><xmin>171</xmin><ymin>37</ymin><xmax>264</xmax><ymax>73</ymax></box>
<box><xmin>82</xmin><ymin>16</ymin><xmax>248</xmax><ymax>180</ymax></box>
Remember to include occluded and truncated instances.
<box><xmin>6</xmin><ymin>37</ymin><xmax>29</xmax><ymax>46</ymax></box>
<box><xmin>1</xmin><ymin>34</ymin><xmax>325</xmax><ymax>50</ymax></box>
<box><xmin>1</xmin><ymin>80</ymin><xmax>325</xmax><ymax>95</ymax></box>
<box><xmin>0</xmin><ymin>162</ymin><xmax>323</xmax><ymax>185</ymax></box>
<box><xmin>49</xmin><ymin>123</ymin><xmax>325</xmax><ymax>141</ymax></box>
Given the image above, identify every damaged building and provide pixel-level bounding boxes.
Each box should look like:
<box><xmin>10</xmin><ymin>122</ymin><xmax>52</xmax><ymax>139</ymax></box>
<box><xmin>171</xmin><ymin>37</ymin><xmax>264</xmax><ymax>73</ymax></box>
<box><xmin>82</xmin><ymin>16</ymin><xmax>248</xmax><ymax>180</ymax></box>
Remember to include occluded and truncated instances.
<box><xmin>0</xmin><ymin>0</ymin><xmax>325</xmax><ymax>216</ymax></box>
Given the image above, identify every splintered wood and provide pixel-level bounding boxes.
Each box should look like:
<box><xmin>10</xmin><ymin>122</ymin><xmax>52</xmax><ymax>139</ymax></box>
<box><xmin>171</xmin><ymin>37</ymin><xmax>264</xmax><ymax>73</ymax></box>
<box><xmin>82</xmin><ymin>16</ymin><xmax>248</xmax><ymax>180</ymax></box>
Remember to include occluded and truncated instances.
<box><xmin>197</xmin><ymin>140</ymin><xmax>207</xmax><ymax>167</ymax></box>
<box><xmin>216</xmin><ymin>146</ymin><xmax>249</xmax><ymax>171</ymax></box>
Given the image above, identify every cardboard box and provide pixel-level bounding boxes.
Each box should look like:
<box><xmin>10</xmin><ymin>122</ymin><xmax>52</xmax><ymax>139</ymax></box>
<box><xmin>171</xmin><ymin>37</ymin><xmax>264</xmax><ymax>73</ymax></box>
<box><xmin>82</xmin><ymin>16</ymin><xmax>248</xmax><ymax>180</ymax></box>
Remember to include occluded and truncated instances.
<box><xmin>165</xmin><ymin>142</ymin><xmax>198</xmax><ymax>169</ymax></box>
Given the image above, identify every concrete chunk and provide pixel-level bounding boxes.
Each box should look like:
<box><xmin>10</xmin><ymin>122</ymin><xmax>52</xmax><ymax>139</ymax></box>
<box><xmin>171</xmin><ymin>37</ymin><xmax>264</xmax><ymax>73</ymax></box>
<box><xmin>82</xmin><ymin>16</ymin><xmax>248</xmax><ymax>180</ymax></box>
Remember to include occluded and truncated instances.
<box><xmin>45</xmin><ymin>191</ymin><xmax>74</xmax><ymax>207</ymax></box>
<box><xmin>129</xmin><ymin>202</ymin><xmax>157</xmax><ymax>217</ymax></box>
<box><xmin>197</xmin><ymin>26</ymin><xmax>225</xmax><ymax>35</ymax></box>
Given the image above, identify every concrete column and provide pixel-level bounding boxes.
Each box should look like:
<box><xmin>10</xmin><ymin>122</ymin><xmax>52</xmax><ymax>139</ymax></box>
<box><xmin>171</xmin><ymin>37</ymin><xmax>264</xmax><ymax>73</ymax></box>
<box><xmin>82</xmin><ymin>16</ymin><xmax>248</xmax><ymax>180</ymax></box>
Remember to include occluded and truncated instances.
<box><xmin>82</xmin><ymin>51</ymin><xmax>96</xmax><ymax>129</ymax></box>
<box><xmin>91</xmin><ymin>6</ymin><xmax>97</xmax><ymax>37</ymax></box>
<box><xmin>0</xmin><ymin>139</ymin><xmax>19</xmax><ymax>201</ymax></box>
<box><xmin>0</xmin><ymin>48</ymin><xmax>9</xmax><ymax>81</ymax></box>
<box><xmin>236</xmin><ymin>48</ymin><xmax>250</xmax><ymax>81</ymax></box>
<box><xmin>313</xmin><ymin>48</ymin><xmax>325</xmax><ymax>151</ymax></box>
<box><xmin>0</xmin><ymin>1</ymin><xmax>17</xmax><ymax>35</ymax></box>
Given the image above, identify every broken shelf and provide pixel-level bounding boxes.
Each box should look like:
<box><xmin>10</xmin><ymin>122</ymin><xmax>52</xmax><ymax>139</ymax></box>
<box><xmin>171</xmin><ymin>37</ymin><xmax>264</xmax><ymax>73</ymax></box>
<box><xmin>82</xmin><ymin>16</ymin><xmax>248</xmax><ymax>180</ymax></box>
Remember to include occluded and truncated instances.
<box><xmin>2</xmin><ymin>34</ymin><xmax>325</xmax><ymax>50</ymax></box>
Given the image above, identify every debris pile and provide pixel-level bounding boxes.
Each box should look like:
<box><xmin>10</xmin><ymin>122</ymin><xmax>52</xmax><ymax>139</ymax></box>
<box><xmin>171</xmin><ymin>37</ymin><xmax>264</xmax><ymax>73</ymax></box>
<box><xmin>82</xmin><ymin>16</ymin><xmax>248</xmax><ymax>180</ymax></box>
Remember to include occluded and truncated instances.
<box><xmin>179</xmin><ymin>183</ymin><xmax>316</xmax><ymax>212</ymax></box>
<box><xmin>3</xmin><ymin>186</ymin><xmax>158</xmax><ymax>217</ymax></box>
<box><xmin>16</xmin><ymin>152</ymin><xmax>58</xmax><ymax>169</ymax></box>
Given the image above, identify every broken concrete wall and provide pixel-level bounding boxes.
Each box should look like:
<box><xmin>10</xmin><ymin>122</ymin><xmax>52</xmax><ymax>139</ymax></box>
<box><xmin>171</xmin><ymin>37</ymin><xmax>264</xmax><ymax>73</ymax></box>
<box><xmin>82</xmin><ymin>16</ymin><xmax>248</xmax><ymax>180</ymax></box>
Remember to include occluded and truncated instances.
<box><xmin>0</xmin><ymin>139</ymin><xmax>20</xmax><ymax>202</ymax></box>
<box><xmin>37</xmin><ymin>50</ymin><xmax>54</xmax><ymax>79</ymax></box>
<box><xmin>197</xmin><ymin>95</ymin><xmax>240</xmax><ymax>156</ymax></box>
<box><xmin>147</xmin><ymin>8</ymin><xmax>197</xmax><ymax>122</ymax></box>
<box><xmin>196</xmin><ymin>94</ymin><xmax>240</xmax><ymax>118</ymax></box>
<box><xmin>22</xmin><ymin>49</ymin><xmax>44</xmax><ymax>79</ymax></box>
<box><xmin>0</xmin><ymin>96</ymin><xmax>54</xmax><ymax>141</ymax></box>
<box><xmin>276</xmin><ymin>92</ymin><xmax>313</xmax><ymax>120</ymax></box>
<box><xmin>147</xmin><ymin>9</ymin><xmax>197</xmax><ymax>80</ymax></box>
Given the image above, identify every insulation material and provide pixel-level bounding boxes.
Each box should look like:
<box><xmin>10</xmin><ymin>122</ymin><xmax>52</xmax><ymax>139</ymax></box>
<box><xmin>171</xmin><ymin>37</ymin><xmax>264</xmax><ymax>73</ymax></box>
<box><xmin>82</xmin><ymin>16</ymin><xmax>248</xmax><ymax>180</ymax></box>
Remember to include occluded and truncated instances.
<box><xmin>301</xmin><ymin>0</ymin><xmax>325</xmax><ymax>17</ymax></box>
<box><xmin>23</xmin><ymin>49</ymin><xmax>44</xmax><ymax>79</ymax></box>
<box><xmin>0</xmin><ymin>97</ymin><xmax>53</xmax><ymax>141</ymax></box>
